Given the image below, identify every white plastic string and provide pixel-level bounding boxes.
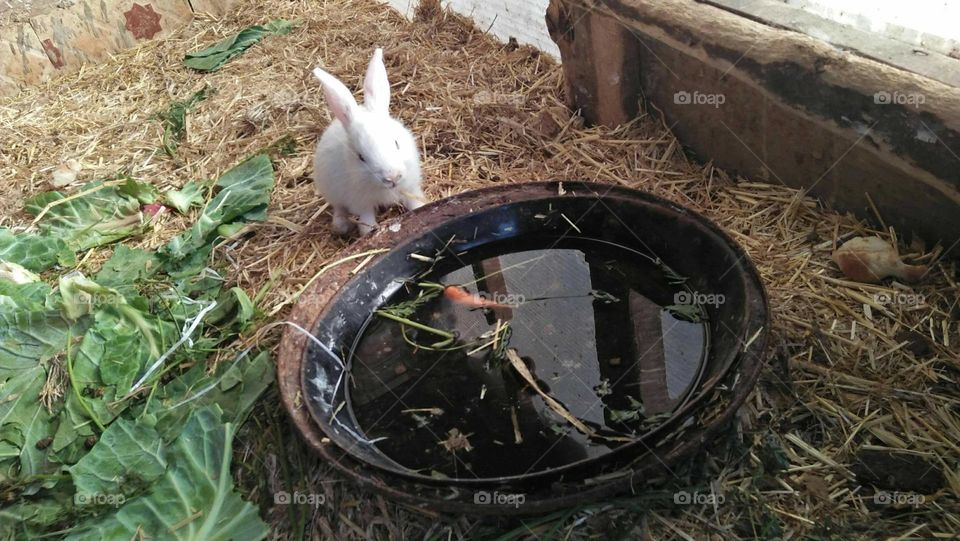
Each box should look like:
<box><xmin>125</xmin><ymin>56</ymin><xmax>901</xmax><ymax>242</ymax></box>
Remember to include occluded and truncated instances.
<box><xmin>127</xmin><ymin>299</ymin><xmax>219</xmax><ymax>395</ymax></box>
<box><xmin>279</xmin><ymin>321</ymin><xmax>346</xmax><ymax>402</ymax></box>
<box><xmin>200</xmin><ymin>267</ymin><xmax>225</xmax><ymax>281</ymax></box>
<box><xmin>167</xmin><ymin>347</ymin><xmax>253</xmax><ymax>410</ymax></box>
<box><xmin>280</xmin><ymin>321</ymin><xmax>386</xmax><ymax>445</ymax></box>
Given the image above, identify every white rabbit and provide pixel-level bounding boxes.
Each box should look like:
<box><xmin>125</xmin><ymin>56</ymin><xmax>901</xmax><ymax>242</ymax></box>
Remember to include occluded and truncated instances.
<box><xmin>312</xmin><ymin>48</ymin><xmax>426</xmax><ymax>236</ymax></box>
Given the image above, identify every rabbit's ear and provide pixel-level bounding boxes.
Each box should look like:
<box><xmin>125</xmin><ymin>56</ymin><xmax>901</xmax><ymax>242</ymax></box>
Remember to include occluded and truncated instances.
<box><xmin>363</xmin><ymin>48</ymin><xmax>390</xmax><ymax>115</ymax></box>
<box><xmin>314</xmin><ymin>67</ymin><xmax>358</xmax><ymax>127</ymax></box>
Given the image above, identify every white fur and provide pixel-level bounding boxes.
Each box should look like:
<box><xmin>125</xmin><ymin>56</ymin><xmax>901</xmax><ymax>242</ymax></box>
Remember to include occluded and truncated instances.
<box><xmin>312</xmin><ymin>48</ymin><xmax>425</xmax><ymax>236</ymax></box>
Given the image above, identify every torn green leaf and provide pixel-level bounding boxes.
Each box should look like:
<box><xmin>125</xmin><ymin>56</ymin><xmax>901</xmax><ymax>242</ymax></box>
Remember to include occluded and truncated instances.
<box><xmin>183</xmin><ymin>20</ymin><xmax>294</xmax><ymax>72</ymax></box>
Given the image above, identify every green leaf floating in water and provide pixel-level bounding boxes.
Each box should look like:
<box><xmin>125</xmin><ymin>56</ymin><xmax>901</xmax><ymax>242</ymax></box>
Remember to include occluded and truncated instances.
<box><xmin>160</xmin><ymin>154</ymin><xmax>274</xmax><ymax>264</ymax></box>
<box><xmin>24</xmin><ymin>179</ymin><xmax>157</xmax><ymax>252</ymax></box>
<box><xmin>0</xmin><ymin>227</ymin><xmax>76</xmax><ymax>272</ymax></box>
<box><xmin>664</xmin><ymin>303</ymin><xmax>706</xmax><ymax>323</ymax></box>
<box><xmin>67</xmin><ymin>406</ymin><xmax>269</xmax><ymax>541</ymax></box>
<box><xmin>183</xmin><ymin>20</ymin><xmax>294</xmax><ymax>72</ymax></box>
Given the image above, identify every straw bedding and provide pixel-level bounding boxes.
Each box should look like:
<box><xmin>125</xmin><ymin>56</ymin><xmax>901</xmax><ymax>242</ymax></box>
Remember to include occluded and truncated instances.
<box><xmin>0</xmin><ymin>0</ymin><xmax>957</xmax><ymax>538</ymax></box>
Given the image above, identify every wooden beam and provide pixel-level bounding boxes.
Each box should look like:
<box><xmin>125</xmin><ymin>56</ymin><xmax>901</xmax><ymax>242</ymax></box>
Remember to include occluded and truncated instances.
<box><xmin>546</xmin><ymin>0</ymin><xmax>642</xmax><ymax>127</ymax></box>
<box><xmin>547</xmin><ymin>0</ymin><xmax>960</xmax><ymax>252</ymax></box>
<box><xmin>628</xmin><ymin>291</ymin><xmax>675</xmax><ymax>416</ymax></box>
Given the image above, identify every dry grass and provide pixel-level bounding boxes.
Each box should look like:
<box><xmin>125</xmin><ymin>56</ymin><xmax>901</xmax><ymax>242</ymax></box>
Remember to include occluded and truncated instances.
<box><xmin>0</xmin><ymin>0</ymin><xmax>957</xmax><ymax>539</ymax></box>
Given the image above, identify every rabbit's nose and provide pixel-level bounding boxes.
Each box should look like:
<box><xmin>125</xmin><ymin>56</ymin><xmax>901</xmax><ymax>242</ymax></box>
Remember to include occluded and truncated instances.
<box><xmin>383</xmin><ymin>171</ymin><xmax>403</xmax><ymax>184</ymax></box>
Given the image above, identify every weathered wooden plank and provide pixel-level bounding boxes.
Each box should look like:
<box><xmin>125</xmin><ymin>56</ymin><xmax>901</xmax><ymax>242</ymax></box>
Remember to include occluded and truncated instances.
<box><xmin>546</xmin><ymin>0</ymin><xmax>641</xmax><ymax>128</ymax></box>
<box><xmin>27</xmin><ymin>0</ymin><xmax>194</xmax><ymax>70</ymax></box>
<box><xmin>0</xmin><ymin>21</ymin><xmax>56</xmax><ymax>96</ymax></box>
<box><xmin>549</xmin><ymin>0</ymin><xmax>960</xmax><ymax>252</ymax></box>
<box><xmin>474</xmin><ymin>257</ymin><xmax>514</xmax><ymax>323</ymax></box>
<box><xmin>628</xmin><ymin>291</ymin><xmax>674</xmax><ymax>416</ymax></box>
<box><xmin>706</xmin><ymin>0</ymin><xmax>960</xmax><ymax>88</ymax></box>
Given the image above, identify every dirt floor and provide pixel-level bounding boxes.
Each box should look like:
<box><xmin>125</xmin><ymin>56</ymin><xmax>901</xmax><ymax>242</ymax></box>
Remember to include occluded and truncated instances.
<box><xmin>1</xmin><ymin>0</ymin><xmax>957</xmax><ymax>539</ymax></box>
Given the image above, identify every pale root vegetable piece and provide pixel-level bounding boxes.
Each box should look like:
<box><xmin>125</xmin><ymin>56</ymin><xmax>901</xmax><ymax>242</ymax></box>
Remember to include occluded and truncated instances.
<box><xmin>832</xmin><ymin>237</ymin><xmax>927</xmax><ymax>284</ymax></box>
<box><xmin>50</xmin><ymin>159</ymin><xmax>81</xmax><ymax>188</ymax></box>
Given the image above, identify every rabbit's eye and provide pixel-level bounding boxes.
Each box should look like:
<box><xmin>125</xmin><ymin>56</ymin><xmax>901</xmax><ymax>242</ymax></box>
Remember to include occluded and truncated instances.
<box><xmin>357</xmin><ymin>153</ymin><xmax>366</xmax><ymax>162</ymax></box>
<box><xmin>395</xmin><ymin>140</ymin><xmax>400</xmax><ymax>150</ymax></box>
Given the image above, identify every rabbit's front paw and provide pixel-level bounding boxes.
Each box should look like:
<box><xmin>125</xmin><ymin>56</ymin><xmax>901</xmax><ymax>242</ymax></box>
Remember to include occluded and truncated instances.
<box><xmin>331</xmin><ymin>207</ymin><xmax>353</xmax><ymax>236</ymax></box>
<box><xmin>356</xmin><ymin>210</ymin><xmax>377</xmax><ymax>236</ymax></box>
<box><xmin>403</xmin><ymin>198</ymin><xmax>425</xmax><ymax>211</ymax></box>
